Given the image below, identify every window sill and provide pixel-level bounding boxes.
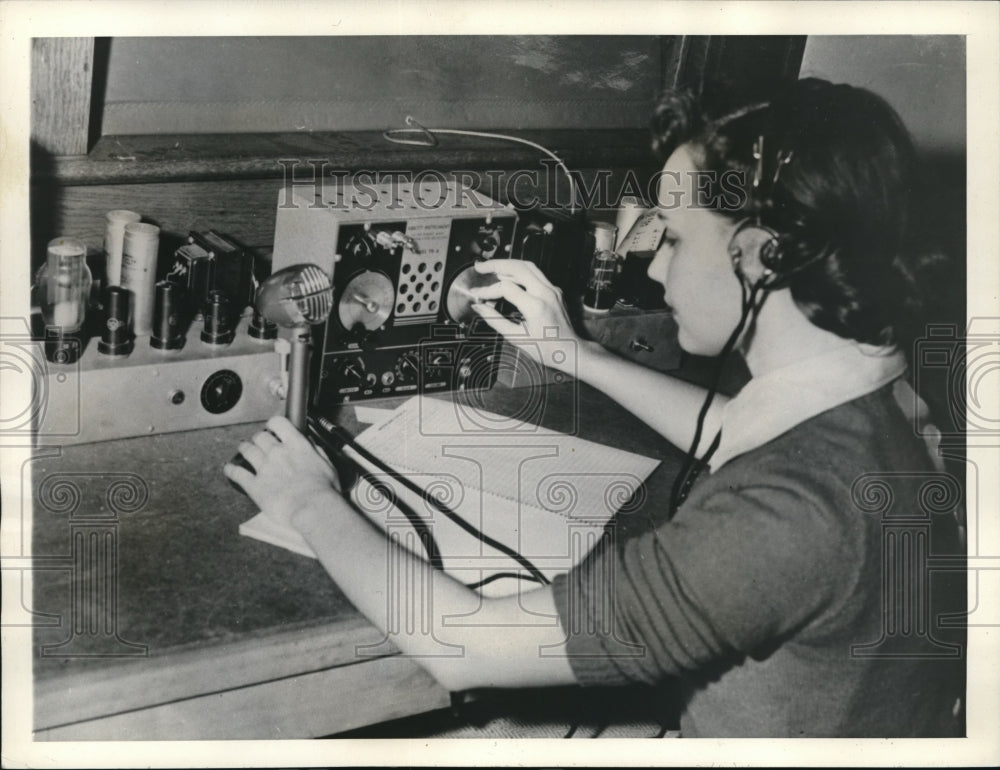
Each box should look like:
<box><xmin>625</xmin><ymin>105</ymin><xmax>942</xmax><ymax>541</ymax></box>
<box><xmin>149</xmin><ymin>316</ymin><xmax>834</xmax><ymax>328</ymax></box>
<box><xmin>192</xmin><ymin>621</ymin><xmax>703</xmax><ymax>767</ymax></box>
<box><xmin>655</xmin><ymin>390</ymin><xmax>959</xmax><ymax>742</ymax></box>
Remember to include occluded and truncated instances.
<box><xmin>33</xmin><ymin>128</ymin><xmax>655</xmax><ymax>186</ymax></box>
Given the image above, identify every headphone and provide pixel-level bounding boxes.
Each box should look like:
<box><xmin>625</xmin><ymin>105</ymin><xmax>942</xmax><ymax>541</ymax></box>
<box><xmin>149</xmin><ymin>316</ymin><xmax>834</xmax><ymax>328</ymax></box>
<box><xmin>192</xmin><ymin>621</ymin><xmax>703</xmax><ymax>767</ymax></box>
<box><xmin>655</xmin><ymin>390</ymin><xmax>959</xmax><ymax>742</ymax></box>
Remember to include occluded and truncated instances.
<box><xmin>727</xmin><ymin>136</ymin><xmax>794</xmax><ymax>289</ymax></box>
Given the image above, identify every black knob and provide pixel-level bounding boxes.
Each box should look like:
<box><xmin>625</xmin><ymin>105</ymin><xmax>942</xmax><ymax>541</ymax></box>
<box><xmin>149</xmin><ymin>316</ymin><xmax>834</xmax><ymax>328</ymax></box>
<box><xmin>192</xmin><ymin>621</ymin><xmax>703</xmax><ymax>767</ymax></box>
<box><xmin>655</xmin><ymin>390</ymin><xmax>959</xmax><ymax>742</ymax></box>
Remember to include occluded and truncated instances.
<box><xmin>347</xmin><ymin>233</ymin><xmax>373</xmax><ymax>260</ymax></box>
<box><xmin>352</xmin><ymin>323</ymin><xmax>378</xmax><ymax>352</ymax></box>
<box><xmin>477</xmin><ymin>234</ymin><xmax>499</xmax><ymax>253</ymax></box>
<box><xmin>341</xmin><ymin>361</ymin><xmax>365</xmax><ymax>386</ymax></box>
<box><xmin>396</xmin><ymin>352</ymin><xmax>420</xmax><ymax>382</ymax></box>
<box><xmin>201</xmin><ymin>369</ymin><xmax>243</xmax><ymax>414</ymax></box>
<box><xmin>97</xmin><ymin>285</ymin><xmax>134</xmax><ymax>357</ymax></box>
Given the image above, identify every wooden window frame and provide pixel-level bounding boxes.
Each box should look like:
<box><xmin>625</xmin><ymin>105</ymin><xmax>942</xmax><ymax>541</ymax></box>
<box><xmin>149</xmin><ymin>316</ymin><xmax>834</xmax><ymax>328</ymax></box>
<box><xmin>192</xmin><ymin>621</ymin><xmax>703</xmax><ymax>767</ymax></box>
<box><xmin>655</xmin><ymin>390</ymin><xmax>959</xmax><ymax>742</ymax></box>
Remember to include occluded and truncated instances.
<box><xmin>31</xmin><ymin>36</ymin><xmax>804</xmax><ymax>187</ymax></box>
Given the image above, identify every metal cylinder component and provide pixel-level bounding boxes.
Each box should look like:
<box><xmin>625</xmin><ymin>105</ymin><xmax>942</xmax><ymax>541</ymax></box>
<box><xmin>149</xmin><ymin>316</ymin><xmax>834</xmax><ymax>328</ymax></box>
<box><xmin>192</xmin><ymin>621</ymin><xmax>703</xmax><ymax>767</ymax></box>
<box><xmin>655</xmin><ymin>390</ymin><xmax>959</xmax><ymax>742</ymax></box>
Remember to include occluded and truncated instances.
<box><xmin>248</xmin><ymin>309</ymin><xmax>278</xmax><ymax>340</ymax></box>
<box><xmin>98</xmin><ymin>285</ymin><xmax>134</xmax><ymax>356</ymax></box>
<box><xmin>151</xmin><ymin>281</ymin><xmax>185</xmax><ymax>350</ymax></box>
<box><xmin>200</xmin><ymin>290</ymin><xmax>235</xmax><ymax>345</ymax></box>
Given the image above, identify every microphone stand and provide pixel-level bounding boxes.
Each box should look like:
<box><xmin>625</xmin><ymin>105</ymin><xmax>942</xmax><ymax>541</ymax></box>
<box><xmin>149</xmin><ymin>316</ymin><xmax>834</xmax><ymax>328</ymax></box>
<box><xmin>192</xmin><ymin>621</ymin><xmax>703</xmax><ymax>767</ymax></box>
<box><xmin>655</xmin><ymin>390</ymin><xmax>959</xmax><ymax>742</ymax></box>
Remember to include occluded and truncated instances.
<box><xmin>287</xmin><ymin>325</ymin><xmax>312</xmax><ymax>432</ymax></box>
<box><xmin>228</xmin><ymin>264</ymin><xmax>332</xmax><ymax>489</ymax></box>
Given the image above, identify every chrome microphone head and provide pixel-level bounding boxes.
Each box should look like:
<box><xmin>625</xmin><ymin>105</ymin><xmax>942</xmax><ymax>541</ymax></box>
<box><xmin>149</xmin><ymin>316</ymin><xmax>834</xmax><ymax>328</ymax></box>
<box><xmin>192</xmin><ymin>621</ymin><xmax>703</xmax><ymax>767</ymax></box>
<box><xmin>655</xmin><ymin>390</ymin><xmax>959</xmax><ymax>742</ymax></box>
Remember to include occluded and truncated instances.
<box><xmin>255</xmin><ymin>263</ymin><xmax>334</xmax><ymax>327</ymax></box>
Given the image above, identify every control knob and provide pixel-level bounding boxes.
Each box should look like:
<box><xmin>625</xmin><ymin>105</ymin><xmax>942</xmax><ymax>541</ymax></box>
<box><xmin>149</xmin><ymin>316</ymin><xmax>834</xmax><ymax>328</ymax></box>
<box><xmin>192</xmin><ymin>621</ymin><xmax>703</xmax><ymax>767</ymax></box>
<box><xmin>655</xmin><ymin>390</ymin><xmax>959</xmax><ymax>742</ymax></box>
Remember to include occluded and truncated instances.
<box><xmin>352</xmin><ymin>323</ymin><xmax>379</xmax><ymax>351</ymax></box>
<box><xmin>201</xmin><ymin>369</ymin><xmax>243</xmax><ymax>414</ymax></box>
<box><xmin>395</xmin><ymin>352</ymin><xmax>421</xmax><ymax>383</ymax></box>
<box><xmin>474</xmin><ymin>227</ymin><xmax>500</xmax><ymax>259</ymax></box>
<box><xmin>340</xmin><ymin>359</ymin><xmax>367</xmax><ymax>387</ymax></box>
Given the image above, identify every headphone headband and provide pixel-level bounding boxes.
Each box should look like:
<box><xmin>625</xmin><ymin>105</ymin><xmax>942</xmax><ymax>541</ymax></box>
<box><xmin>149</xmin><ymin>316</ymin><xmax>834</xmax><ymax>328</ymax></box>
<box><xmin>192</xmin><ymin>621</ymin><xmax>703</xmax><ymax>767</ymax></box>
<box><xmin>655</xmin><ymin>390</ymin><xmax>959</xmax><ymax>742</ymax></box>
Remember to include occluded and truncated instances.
<box><xmin>728</xmin><ymin>135</ymin><xmax>795</xmax><ymax>287</ymax></box>
<box><xmin>750</xmin><ymin>135</ymin><xmax>794</xmax><ymax>225</ymax></box>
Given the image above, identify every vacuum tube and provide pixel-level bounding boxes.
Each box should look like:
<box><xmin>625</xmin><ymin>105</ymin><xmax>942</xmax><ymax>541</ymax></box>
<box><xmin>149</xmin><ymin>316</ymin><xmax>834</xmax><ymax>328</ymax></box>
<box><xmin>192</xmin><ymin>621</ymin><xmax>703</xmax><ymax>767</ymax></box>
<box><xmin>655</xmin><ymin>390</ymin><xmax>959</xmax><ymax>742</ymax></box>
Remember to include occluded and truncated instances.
<box><xmin>35</xmin><ymin>236</ymin><xmax>92</xmax><ymax>364</ymax></box>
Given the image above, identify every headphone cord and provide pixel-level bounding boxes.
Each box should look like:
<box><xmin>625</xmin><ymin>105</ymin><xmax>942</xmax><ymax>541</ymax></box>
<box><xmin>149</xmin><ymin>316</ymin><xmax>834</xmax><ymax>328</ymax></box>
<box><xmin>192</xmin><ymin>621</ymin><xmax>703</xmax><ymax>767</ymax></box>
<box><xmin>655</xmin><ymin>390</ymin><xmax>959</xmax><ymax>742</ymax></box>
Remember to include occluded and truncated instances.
<box><xmin>667</xmin><ymin>278</ymin><xmax>769</xmax><ymax>517</ymax></box>
<box><xmin>306</xmin><ymin>413</ymin><xmax>551</xmax><ymax>587</ymax></box>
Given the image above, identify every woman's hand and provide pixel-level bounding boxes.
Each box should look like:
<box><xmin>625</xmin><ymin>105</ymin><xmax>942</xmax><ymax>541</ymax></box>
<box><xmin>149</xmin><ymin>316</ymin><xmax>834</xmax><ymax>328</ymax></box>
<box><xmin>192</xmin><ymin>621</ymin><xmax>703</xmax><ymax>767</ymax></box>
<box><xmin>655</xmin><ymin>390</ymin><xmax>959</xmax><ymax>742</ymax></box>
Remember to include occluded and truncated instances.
<box><xmin>223</xmin><ymin>415</ymin><xmax>343</xmax><ymax>529</ymax></box>
<box><xmin>469</xmin><ymin>259</ymin><xmax>585</xmax><ymax>375</ymax></box>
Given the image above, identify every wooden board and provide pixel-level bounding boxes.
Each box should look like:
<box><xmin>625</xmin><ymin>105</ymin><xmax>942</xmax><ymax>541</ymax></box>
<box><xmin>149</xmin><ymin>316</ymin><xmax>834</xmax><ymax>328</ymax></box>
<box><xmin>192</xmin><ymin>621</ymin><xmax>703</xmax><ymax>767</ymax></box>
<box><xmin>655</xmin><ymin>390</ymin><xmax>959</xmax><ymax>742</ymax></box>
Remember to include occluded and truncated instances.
<box><xmin>37</xmin><ymin>651</ymin><xmax>449</xmax><ymax>740</ymax></box>
<box><xmin>30</xmin><ymin>165</ymin><xmax>649</xmax><ymax>268</ymax></box>
<box><xmin>30</xmin><ymin>38</ymin><xmax>95</xmax><ymax>156</ymax></box>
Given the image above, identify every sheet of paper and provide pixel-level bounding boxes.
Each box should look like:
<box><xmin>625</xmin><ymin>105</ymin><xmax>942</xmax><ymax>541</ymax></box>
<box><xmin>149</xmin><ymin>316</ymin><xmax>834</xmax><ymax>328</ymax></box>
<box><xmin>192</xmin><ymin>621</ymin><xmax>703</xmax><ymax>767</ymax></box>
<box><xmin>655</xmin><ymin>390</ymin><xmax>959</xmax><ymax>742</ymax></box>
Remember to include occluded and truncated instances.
<box><xmin>240</xmin><ymin>396</ymin><xmax>661</xmax><ymax>595</ymax></box>
<box><xmin>353</xmin><ymin>404</ymin><xmax>399</xmax><ymax>425</ymax></box>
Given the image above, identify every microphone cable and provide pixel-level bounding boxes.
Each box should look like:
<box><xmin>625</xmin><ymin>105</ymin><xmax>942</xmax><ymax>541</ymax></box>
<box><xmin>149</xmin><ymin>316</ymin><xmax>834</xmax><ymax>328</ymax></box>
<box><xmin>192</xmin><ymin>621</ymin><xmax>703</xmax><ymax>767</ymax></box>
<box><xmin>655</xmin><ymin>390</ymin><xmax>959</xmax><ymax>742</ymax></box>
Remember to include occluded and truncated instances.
<box><xmin>305</xmin><ymin>413</ymin><xmax>550</xmax><ymax>588</ymax></box>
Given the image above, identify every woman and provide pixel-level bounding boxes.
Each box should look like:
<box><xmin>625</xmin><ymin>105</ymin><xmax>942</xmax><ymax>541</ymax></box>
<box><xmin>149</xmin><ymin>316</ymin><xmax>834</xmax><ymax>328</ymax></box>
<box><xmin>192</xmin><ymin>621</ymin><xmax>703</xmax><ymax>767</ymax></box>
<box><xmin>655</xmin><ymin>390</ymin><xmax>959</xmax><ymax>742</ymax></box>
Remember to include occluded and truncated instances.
<box><xmin>225</xmin><ymin>78</ymin><xmax>964</xmax><ymax>737</ymax></box>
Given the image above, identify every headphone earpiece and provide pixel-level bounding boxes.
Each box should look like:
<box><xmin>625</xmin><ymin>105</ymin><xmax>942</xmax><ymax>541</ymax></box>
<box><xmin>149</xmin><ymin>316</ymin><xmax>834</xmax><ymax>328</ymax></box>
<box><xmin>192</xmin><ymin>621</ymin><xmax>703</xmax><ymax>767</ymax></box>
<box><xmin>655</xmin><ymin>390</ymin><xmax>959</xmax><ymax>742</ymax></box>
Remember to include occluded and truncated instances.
<box><xmin>759</xmin><ymin>236</ymin><xmax>783</xmax><ymax>273</ymax></box>
<box><xmin>728</xmin><ymin>220</ymin><xmax>782</xmax><ymax>285</ymax></box>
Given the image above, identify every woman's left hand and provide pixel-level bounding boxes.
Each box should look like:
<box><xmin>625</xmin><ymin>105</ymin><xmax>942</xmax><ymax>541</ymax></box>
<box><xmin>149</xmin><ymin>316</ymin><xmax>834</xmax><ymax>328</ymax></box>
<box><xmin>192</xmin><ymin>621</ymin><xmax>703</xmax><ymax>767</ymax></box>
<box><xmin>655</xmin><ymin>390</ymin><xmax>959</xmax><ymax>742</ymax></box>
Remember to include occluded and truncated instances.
<box><xmin>224</xmin><ymin>415</ymin><xmax>342</xmax><ymax>529</ymax></box>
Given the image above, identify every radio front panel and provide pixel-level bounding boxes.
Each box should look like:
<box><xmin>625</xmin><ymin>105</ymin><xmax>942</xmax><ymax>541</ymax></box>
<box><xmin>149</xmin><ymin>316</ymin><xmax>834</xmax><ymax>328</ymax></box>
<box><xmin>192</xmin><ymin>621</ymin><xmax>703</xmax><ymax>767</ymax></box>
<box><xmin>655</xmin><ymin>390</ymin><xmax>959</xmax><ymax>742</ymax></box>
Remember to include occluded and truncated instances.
<box><xmin>271</xmin><ymin>181</ymin><xmax>518</xmax><ymax>411</ymax></box>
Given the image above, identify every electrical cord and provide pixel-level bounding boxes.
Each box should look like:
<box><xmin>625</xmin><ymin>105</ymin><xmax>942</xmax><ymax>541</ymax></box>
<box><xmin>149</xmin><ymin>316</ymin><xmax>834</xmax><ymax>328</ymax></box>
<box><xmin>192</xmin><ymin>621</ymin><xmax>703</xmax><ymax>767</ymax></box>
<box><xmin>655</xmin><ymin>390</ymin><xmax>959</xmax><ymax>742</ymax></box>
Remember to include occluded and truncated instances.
<box><xmin>306</xmin><ymin>413</ymin><xmax>551</xmax><ymax>587</ymax></box>
<box><xmin>464</xmin><ymin>572</ymin><xmax>546</xmax><ymax>591</ymax></box>
<box><xmin>667</xmin><ymin>277</ymin><xmax>770</xmax><ymax>518</ymax></box>
<box><xmin>357</xmin><ymin>471</ymin><xmax>444</xmax><ymax>569</ymax></box>
<box><xmin>383</xmin><ymin>116</ymin><xmax>581</xmax><ymax>214</ymax></box>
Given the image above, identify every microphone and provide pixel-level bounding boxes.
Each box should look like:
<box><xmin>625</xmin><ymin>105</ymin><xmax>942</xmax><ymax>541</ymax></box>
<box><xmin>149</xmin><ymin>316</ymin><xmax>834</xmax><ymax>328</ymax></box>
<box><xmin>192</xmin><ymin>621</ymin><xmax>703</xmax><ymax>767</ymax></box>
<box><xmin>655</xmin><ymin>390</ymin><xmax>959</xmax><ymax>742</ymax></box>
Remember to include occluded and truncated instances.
<box><xmin>256</xmin><ymin>264</ymin><xmax>334</xmax><ymax>431</ymax></box>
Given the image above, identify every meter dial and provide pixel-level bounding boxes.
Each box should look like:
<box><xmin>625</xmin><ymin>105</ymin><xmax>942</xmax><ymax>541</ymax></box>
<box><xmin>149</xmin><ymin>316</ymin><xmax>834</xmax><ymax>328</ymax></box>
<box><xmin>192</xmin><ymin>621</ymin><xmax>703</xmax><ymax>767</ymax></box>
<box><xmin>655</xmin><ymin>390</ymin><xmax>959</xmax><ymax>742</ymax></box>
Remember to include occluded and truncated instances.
<box><xmin>337</xmin><ymin>271</ymin><xmax>395</xmax><ymax>331</ymax></box>
<box><xmin>445</xmin><ymin>265</ymin><xmax>500</xmax><ymax>325</ymax></box>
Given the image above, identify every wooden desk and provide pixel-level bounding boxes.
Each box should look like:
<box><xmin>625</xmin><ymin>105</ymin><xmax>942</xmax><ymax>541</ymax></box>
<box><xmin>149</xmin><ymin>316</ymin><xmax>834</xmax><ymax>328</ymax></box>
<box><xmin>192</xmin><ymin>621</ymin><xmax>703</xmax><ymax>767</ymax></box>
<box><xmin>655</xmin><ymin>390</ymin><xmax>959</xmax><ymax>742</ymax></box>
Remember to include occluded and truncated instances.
<box><xmin>31</xmin><ymin>381</ymin><xmax>682</xmax><ymax>740</ymax></box>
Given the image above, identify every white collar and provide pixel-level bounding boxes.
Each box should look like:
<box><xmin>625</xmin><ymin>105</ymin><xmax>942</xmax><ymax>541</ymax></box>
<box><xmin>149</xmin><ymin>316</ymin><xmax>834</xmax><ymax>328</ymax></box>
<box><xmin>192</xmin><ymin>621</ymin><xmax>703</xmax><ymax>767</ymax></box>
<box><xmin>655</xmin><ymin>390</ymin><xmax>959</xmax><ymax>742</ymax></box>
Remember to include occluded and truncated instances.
<box><xmin>710</xmin><ymin>342</ymin><xmax>907</xmax><ymax>472</ymax></box>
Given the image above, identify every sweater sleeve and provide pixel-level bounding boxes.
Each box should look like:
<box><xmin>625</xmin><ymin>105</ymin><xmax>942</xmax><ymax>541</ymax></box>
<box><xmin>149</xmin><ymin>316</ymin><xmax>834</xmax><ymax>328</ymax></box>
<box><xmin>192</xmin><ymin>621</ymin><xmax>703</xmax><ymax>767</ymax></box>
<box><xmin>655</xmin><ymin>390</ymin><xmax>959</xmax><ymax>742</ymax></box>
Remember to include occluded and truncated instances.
<box><xmin>551</xmin><ymin>458</ymin><xmax>859</xmax><ymax>686</ymax></box>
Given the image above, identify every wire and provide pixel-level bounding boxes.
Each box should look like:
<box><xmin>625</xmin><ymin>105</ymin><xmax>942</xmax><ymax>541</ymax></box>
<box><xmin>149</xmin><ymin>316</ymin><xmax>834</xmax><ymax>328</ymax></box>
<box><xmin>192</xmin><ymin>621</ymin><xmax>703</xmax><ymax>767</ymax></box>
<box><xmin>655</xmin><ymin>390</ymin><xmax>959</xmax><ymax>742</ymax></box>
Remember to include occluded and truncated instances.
<box><xmin>307</xmin><ymin>413</ymin><xmax>551</xmax><ymax>587</ymax></box>
<box><xmin>383</xmin><ymin>116</ymin><xmax>581</xmax><ymax>214</ymax></box>
<box><xmin>666</xmin><ymin>277</ymin><xmax>770</xmax><ymax>518</ymax></box>
<box><xmin>464</xmin><ymin>572</ymin><xmax>546</xmax><ymax>591</ymax></box>
<box><xmin>307</xmin><ymin>418</ymin><xmax>445</xmax><ymax>567</ymax></box>
<box><xmin>361</xmin><ymin>471</ymin><xmax>445</xmax><ymax>568</ymax></box>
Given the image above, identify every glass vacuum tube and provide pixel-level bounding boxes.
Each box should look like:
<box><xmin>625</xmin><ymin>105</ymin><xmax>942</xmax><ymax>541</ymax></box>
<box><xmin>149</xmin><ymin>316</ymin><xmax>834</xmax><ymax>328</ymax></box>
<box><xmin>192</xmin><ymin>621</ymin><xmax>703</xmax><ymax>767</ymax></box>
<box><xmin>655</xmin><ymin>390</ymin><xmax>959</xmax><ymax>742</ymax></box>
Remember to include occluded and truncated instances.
<box><xmin>35</xmin><ymin>236</ymin><xmax>92</xmax><ymax>364</ymax></box>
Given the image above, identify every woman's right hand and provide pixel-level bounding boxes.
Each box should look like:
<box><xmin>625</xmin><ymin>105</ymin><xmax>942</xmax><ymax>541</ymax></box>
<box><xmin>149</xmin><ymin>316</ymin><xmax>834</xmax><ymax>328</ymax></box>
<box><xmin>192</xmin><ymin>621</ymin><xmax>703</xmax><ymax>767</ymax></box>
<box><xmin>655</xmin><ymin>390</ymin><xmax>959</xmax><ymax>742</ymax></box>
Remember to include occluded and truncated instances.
<box><xmin>468</xmin><ymin>259</ymin><xmax>586</xmax><ymax>375</ymax></box>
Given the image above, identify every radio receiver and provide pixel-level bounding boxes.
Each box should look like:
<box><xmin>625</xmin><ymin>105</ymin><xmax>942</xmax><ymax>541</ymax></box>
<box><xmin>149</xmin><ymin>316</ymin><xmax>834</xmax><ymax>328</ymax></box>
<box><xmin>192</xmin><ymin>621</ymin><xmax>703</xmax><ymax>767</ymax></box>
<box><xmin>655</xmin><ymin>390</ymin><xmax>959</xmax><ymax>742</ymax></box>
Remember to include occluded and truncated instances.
<box><xmin>272</xmin><ymin>181</ymin><xmax>519</xmax><ymax>411</ymax></box>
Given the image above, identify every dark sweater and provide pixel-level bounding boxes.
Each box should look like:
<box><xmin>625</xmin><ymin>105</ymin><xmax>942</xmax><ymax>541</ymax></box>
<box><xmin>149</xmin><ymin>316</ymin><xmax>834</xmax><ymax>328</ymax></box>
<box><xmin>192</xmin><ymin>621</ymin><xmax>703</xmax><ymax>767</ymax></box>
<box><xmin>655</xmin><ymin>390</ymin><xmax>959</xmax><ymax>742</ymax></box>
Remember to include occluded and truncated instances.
<box><xmin>552</xmin><ymin>385</ymin><xmax>965</xmax><ymax>737</ymax></box>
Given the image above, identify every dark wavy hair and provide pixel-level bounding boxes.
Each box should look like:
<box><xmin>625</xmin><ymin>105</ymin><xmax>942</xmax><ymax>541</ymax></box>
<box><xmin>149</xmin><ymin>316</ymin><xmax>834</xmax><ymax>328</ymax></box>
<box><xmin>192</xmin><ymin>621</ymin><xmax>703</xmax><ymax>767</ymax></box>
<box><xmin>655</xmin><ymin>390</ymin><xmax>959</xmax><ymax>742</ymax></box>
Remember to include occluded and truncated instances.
<box><xmin>650</xmin><ymin>77</ymin><xmax>934</xmax><ymax>349</ymax></box>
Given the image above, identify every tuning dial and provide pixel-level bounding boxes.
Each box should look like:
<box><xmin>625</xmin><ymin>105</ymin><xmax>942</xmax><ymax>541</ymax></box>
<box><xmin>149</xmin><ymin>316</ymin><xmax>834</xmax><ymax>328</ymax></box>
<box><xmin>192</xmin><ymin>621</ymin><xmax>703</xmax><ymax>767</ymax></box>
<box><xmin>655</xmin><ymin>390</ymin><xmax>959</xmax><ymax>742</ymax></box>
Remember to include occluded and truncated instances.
<box><xmin>395</xmin><ymin>352</ymin><xmax>420</xmax><ymax>383</ymax></box>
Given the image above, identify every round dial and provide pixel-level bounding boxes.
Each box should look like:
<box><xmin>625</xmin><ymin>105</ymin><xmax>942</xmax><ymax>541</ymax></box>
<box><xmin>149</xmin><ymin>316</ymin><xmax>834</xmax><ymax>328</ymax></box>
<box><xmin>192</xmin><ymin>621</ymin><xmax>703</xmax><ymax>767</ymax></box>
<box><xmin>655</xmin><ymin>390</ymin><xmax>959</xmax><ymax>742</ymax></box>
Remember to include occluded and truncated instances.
<box><xmin>445</xmin><ymin>265</ymin><xmax>500</xmax><ymax>325</ymax></box>
<box><xmin>201</xmin><ymin>369</ymin><xmax>243</xmax><ymax>414</ymax></box>
<box><xmin>338</xmin><ymin>271</ymin><xmax>395</xmax><ymax>331</ymax></box>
